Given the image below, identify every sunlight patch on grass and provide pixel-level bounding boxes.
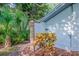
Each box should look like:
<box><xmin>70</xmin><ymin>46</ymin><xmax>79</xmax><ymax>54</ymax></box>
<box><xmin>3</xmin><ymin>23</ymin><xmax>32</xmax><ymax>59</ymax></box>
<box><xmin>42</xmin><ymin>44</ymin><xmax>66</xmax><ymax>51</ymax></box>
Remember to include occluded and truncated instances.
<box><xmin>0</xmin><ymin>47</ymin><xmax>16</xmax><ymax>56</ymax></box>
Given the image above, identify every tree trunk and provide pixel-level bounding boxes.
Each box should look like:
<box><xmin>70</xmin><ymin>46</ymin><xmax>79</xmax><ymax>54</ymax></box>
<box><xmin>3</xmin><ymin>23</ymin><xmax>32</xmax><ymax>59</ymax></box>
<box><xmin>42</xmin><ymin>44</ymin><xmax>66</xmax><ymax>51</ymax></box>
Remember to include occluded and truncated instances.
<box><xmin>5</xmin><ymin>35</ymin><xmax>11</xmax><ymax>48</ymax></box>
<box><xmin>29</xmin><ymin>20</ymin><xmax>35</xmax><ymax>51</ymax></box>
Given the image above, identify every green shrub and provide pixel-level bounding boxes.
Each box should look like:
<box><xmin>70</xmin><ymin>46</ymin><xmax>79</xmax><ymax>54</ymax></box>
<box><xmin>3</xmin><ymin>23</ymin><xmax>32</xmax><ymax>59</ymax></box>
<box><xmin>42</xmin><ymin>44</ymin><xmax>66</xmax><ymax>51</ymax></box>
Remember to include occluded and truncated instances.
<box><xmin>10</xmin><ymin>29</ymin><xmax>29</xmax><ymax>45</ymax></box>
<box><xmin>0</xmin><ymin>28</ymin><xmax>6</xmax><ymax>44</ymax></box>
<box><xmin>0</xmin><ymin>6</ymin><xmax>29</xmax><ymax>46</ymax></box>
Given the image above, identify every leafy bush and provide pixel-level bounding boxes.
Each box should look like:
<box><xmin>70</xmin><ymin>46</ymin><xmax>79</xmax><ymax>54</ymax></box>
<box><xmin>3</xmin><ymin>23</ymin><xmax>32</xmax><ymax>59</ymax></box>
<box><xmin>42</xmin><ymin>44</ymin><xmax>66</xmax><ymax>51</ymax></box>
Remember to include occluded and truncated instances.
<box><xmin>10</xmin><ymin>30</ymin><xmax>29</xmax><ymax>45</ymax></box>
<box><xmin>33</xmin><ymin>33</ymin><xmax>56</xmax><ymax>50</ymax></box>
<box><xmin>0</xmin><ymin>6</ymin><xmax>29</xmax><ymax>45</ymax></box>
<box><xmin>0</xmin><ymin>3</ymin><xmax>51</xmax><ymax>46</ymax></box>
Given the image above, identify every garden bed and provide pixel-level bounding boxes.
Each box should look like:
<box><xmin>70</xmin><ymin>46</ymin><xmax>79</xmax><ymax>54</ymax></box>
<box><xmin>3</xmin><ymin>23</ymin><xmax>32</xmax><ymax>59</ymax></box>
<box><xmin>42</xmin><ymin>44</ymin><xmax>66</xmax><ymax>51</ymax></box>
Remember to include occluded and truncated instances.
<box><xmin>0</xmin><ymin>44</ymin><xmax>4</xmax><ymax>49</ymax></box>
<box><xmin>0</xmin><ymin>42</ymin><xmax>79</xmax><ymax>56</ymax></box>
<box><xmin>19</xmin><ymin>46</ymin><xmax>79</xmax><ymax>56</ymax></box>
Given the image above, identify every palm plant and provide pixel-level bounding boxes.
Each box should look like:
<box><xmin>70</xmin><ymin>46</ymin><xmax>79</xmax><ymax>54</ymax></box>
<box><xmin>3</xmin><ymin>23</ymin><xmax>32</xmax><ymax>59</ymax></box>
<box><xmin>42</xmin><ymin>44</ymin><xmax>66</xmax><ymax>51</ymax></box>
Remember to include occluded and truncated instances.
<box><xmin>11</xmin><ymin>9</ymin><xmax>29</xmax><ymax>45</ymax></box>
<box><xmin>0</xmin><ymin>5</ymin><xmax>29</xmax><ymax>46</ymax></box>
<box><xmin>0</xmin><ymin>6</ymin><xmax>14</xmax><ymax>47</ymax></box>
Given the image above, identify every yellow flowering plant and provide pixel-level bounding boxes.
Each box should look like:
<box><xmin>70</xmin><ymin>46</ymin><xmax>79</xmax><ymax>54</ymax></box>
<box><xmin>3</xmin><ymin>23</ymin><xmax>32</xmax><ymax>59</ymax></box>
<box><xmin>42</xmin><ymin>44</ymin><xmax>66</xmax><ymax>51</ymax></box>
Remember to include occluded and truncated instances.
<box><xmin>33</xmin><ymin>32</ymin><xmax>56</xmax><ymax>50</ymax></box>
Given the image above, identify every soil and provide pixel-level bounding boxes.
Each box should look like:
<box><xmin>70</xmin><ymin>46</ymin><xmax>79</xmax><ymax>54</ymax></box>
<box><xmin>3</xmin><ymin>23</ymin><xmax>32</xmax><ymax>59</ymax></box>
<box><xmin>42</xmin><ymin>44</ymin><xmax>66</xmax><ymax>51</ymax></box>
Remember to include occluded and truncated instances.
<box><xmin>1</xmin><ymin>41</ymin><xmax>79</xmax><ymax>56</ymax></box>
<box><xmin>0</xmin><ymin>44</ymin><xmax>3</xmax><ymax>49</ymax></box>
<box><xmin>17</xmin><ymin>42</ymin><xmax>79</xmax><ymax>56</ymax></box>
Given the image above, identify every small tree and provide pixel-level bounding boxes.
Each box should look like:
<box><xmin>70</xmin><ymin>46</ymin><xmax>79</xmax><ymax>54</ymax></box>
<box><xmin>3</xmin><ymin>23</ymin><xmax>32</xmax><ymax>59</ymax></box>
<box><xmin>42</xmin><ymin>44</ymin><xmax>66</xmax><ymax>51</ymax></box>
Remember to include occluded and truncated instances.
<box><xmin>0</xmin><ymin>7</ymin><xmax>13</xmax><ymax>48</ymax></box>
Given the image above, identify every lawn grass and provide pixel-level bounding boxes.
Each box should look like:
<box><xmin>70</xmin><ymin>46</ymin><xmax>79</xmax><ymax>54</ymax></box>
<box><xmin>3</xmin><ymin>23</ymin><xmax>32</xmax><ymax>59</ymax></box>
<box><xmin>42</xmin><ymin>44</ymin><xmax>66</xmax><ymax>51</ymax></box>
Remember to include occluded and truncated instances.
<box><xmin>0</xmin><ymin>47</ymin><xmax>16</xmax><ymax>56</ymax></box>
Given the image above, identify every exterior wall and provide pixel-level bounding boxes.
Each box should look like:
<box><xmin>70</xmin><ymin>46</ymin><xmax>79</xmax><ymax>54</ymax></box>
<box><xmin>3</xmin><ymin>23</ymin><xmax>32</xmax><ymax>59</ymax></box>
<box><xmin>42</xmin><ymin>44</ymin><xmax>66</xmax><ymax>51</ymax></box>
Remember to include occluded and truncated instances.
<box><xmin>71</xmin><ymin>4</ymin><xmax>79</xmax><ymax>51</ymax></box>
<box><xmin>34</xmin><ymin>22</ymin><xmax>46</xmax><ymax>36</ymax></box>
<box><xmin>35</xmin><ymin>4</ymin><xmax>79</xmax><ymax>51</ymax></box>
<box><xmin>45</xmin><ymin>4</ymin><xmax>79</xmax><ymax>51</ymax></box>
<box><xmin>45</xmin><ymin>5</ymin><xmax>72</xmax><ymax>50</ymax></box>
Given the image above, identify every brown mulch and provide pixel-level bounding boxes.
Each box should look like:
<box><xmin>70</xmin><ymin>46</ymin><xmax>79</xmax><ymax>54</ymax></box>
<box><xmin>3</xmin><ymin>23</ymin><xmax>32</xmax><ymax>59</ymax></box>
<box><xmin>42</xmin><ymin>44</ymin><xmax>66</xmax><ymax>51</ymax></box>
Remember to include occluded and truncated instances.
<box><xmin>18</xmin><ymin>45</ymin><xmax>79</xmax><ymax>56</ymax></box>
<box><xmin>1</xmin><ymin>41</ymin><xmax>79</xmax><ymax>56</ymax></box>
<box><xmin>0</xmin><ymin>44</ymin><xmax>3</xmax><ymax>49</ymax></box>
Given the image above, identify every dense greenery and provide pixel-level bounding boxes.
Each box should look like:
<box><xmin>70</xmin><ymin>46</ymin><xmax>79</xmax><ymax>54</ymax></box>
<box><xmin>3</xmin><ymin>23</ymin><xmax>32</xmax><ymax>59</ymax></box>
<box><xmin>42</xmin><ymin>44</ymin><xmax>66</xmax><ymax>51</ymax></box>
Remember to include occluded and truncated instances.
<box><xmin>0</xmin><ymin>3</ymin><xmax>53</xmax><ymax>45</ymax></box>
<box><xmin>16</xmin><ymin>3</ymin><xmax>52</xmax><ymax>20</ymax></box>
<box><xmin>0</xmin><ymin>5</ymin><xmax>29</xmax><ymax>45</ymax></box>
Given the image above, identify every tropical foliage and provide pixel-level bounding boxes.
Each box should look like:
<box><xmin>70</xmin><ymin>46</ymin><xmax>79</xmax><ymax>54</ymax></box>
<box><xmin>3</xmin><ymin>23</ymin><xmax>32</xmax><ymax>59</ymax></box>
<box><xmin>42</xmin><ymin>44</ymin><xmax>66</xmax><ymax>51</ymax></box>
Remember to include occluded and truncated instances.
<box><xmin>0</xmin><ymin>3</ymin><xmax>52</xmax><ymax>45</ymax></box>
<box><xmin>33</xmin><ymin>33</ymin><xmax>56</xmax><ymax>50</ymax></box>
<box><xmin>0</xmin><ymin>4</ymin><xmax>29</xmax><ymax>45</ymax></box>
<box><xmin>16</xmin><ymin>3</ymin><xmax>52</xmax><ymax>20</ymax></box>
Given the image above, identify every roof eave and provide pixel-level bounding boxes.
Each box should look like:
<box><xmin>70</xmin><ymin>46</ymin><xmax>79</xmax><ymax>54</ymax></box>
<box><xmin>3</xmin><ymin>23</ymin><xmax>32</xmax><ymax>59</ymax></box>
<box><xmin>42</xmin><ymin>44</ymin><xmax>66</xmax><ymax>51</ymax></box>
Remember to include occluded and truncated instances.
<box><xmin>37</xmin><ymin>3</ymin><xmax>73</xmax><ymax>23</ymax></box>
